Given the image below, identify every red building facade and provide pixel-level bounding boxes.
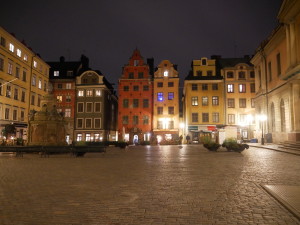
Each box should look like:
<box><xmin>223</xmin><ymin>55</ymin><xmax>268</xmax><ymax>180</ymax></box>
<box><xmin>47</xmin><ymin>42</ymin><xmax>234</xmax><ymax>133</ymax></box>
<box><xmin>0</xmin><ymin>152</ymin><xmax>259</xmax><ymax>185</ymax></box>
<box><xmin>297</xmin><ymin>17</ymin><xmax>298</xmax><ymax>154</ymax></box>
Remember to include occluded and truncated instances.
<box><xmin>118</xmin><ymin>49</ymin><xmax>154</xmax><ymax>143</ymax></box>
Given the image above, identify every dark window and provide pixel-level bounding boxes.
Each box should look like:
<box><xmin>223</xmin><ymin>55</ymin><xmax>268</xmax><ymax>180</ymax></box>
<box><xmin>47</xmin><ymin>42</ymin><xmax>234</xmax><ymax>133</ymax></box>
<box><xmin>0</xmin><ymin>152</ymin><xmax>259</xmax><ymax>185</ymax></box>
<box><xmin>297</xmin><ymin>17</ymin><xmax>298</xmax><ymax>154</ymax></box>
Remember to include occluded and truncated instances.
<box><xmin>250</xmin><ymin>83</ymin><xmax>255</xmax><ymax>93</ymax></box>
<box><xmin>227</xmin><ymin>71</ymin><xmax>234</xmax><ymax>78</ymax></box>
<box><xmin>123</xmin><ymin>86</ymin><xmax>129</xmax><ymax>91</ymax></box>
<box><xmin>133</xmin><ymin>115</ymin><xmax>139</xmax><ymax>125</ymax></box>
<box><xmin>197</xmin><ymin>70</ymin><xmax>202</xmax><ymax>76</ymax></box>
<box><xmin>122</xmin><ymin>116</ymin><xmax>129</xmax><ymax>125</ymax></box>
<box><xmin>250</xmin><ymin>71</ymin><xmax>255</xmax><ymax>78</ymax></box>
<box><xmin>168</xmin><ymin>82</ymin><xmax>174</xmax><ymax>87</ymax></box>
<box><xmin>212</xmin><ymin>84</ymin><xmax>218</xmax><ymax>90</ymax></box>
<box><xmin>143</xmin><ymin>85</ymin><xmax>149</xmax><ymax>91</ymax></box>
<box><xmin>202</xmin><ymin>84</ymin><xmax>208</xmax><ymax>90</ymax></box>
<box><xmin>157</xmin><ymin>107</ymin><xmax>163</xmax><ymax>115</ymax></box>
<box><xmin>143</xmin><ymin>99</ymin><xmax>149</xmax><ymax>108</ymax></box>
<box><xmin>202</xmin><ymin>113</ymin><xmax>209</xmax><ymax>122</ymax></box>
<box><xmin>138</xmin><ymin>72</ymin><xmax>143</xmax><ymax>78</ymax></box>
<box><xmin>207</xmin><ymin>70</ymin><xmax>213</xmax><ymax>76</ymax></box>
<box><xmin>202</xmin><ymin>59</ymin><xmax>207</xmax><ymax>65</ymax></box>
<box><xmin>268</xmin><ymin>62</ymin><xmax>272</xmax><ymax>81</ymax></box>
<box><xmin>57</xmin><ymin>84</ymin><xmax>63</xmax><ymax>89</ymax></box>
<box><xmin>77</xmin><ymin>103</ymin><xmax>84</xmax><ymax>112</ymax></box>
<box><xmin>129</xmin><ymin>72</ymin><xmax>134</xmax><ymax>79</ymax></box>
<box><xmin>239</xmin><ymin>98</ymin><xmax>246</xmax><ymax>108</ymax></box>
<box><xmin>238</xmin><ymin>71</ymin><xmax>246</xmax><ymax>80</ymax></box>
<box><xmin>133</xmin><ymin>99</ymin><xmax>139</xmax><ymax>108</ymax></box>
<box><xmin>168</xmin><ymin>106</ymin><xmax>174</xmax><ymax>114</ymax></box>
<box><xmin>228</xmin><ymin>98</ymin><xmax>235</xmax><ymax>108</ymax></box>
<box><xmin>277</xmin><ymin>53</ymin><xmax>281</xmax><ymax>76</ymax></box>
<box><xmin>0</xmin><ymin>58</ymin><xmax>4</xmax><ymax>71</ymax></box>
<box><xmin>0</xmin><ymin>37</ymin><xmax>6</xmax><ymax>47</ymax></box>
<box><xmin>192</xmin><ymin>84</ymin><xmax>198</xmax><ymax>91</ymax></box>
<box><xmin>133</xmin><ymin>85</ymin><xmax>139</xmax><ymax>91</ymax></box>
<box><xmin>123</xmin><ymin>99</ymin><xmax>129</xmax><ymax>108</ymax></box>
<box><xmin>157</xmin><ymin>82</ymin><xmax>163</xmax><ymax>87</ymax></box>
<box><xmin>168</xmin><ymin>92</ymin><xmax>174</xmax><ymax>100</ymax></box>
<box><xmin>192</xmin><ymin>113</ymin><xmax>198</xmax><ymax>122</ymax></box>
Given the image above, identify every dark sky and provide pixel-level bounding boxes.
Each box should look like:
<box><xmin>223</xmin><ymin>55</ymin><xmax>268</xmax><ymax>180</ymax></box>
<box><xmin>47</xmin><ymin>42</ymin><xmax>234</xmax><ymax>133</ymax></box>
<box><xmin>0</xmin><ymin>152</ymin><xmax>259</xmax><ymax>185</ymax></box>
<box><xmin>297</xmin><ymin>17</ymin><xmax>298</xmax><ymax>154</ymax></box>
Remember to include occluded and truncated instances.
<box><xmin>1</xmin><ymin>0</ymin><xmax>282</xmax><ymax>87</ymax></box>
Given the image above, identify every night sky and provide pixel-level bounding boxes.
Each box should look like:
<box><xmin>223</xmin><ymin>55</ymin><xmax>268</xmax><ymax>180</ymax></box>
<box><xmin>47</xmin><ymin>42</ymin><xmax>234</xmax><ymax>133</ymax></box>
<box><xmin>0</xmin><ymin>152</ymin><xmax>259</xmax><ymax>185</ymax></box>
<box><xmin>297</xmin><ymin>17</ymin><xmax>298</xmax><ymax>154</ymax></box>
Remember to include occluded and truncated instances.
<box><xmin>1</xmin><ymin>0</ymin><xmax>282</xmax><ymax>87</ymax></box>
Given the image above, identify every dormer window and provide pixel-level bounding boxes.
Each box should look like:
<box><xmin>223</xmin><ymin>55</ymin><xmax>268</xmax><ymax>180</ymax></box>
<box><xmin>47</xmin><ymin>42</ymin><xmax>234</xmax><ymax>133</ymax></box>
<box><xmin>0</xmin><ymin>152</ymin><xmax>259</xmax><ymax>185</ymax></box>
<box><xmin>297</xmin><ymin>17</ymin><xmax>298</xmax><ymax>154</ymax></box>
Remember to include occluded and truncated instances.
<box><xmin>54</xmin><ymin>71</ymin><xmax>59</xmax><ymax>77</ymax></box>
<box><xmin>164</xmin><ymin>71</ymin><xmax>168</xmax><ymax>77</ymax></box>
<box><xmin>134</xmin><ymin>60</ymin><xmax>139</xmax><ymax>66</ymax></box>
<box><xmin>202</xmin><ymin>59</ymin><xmax>207</xmax><ymax>65</ymax></box>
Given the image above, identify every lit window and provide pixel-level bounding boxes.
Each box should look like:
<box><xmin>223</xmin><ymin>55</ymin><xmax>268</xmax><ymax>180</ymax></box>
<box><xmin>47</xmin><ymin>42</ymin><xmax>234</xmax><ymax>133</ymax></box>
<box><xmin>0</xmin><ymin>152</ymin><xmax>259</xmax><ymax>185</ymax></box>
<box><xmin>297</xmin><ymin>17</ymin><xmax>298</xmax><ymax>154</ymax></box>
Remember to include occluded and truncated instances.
<box><xmin>17</xmin><ymin>49</ymin><xmax>21</xmax><ymax>57</ymax></box>
<box><xmin>78</xmin><ymin>90</ymin><xmax>84</xmax><ymax>97</ymax></box>
<box><xmin>86</xmin><ymin>90</ymin><xmax>93</xmax><ymax>97</ymax></box>
<box><xmin>23</xmin><ymin>54</ymin><xmax>28</xmax><ymax>61</ymax></box>
<box><xmin>164</xmin><ymin>71</ymin><xmax>168</xmax><ymax>77</ymax></box>
<box><xmin>168</xmin><ymin>92</ymin><xmax>174</xmax><ymax>100</ymax></box>
<box><xmin>57</xmin><ymin>95</ymin><xmax>63</xmax><ymax>102</ymax></box>
<box><xmin>85</xmin><ymin>133</ymin><xmax>91</xmax><ymax>141</ymax></box>
<box><xmin>202</xmin><ymin>96</ymin><xmax>208</xmax><ymax>106</ymax></box>
<box><xmin>227</xmin><ymin>84</ymin><xmax>234</xmax><ymax>93</ymax></box>
<box><xmin>212</xmin><ymin>96</ymin><xmax>219</xmax><ymax>106</ymax></box>
<box><xmin>38</xmin><ymin>79</ymin><xmax>42</xmax><ymax>89</ymax></box>
<box><xmin>76</xmin><ymin>134</ymin><xmax>82</xmax><ymax>141</ymax></box>
<box><xmin>228</xmin><ymin>114</ymin><xmax>235</xmax><ymax>124</ymax></box>
<box><xmin>66</xmin><ymin>83</ymin><xmax>72</xmax><ymax>89</ymax></box>
<box><xmin>191</xmin><ymin>96</ymin><xmax>198</xmax><ymax>106</ymax></box>
<box><xmin>157</xmin><ymin>92</ymin><xmax>163</xmax><ymax>101</ymax></box>
<box><xmin>54</xmin><ymin>71</ymin><xmax>59</xmax><ymax>76</ymax></box>
<box><xmin>32</xmin><ymin>75</ymin><xmax>36</xmax><ymax>86</ymax></box>
<box><xmin>95</xmin><ymin>90</ymin><xmax>101</xmax><ymax>96</ymax></box>
<box><xmin>239</xmin><ymin>84</ymin><xmax>246</xmax><ymax>93</ymax></box>
<box><xmin>212</xmin><ymin>112</ymin><xmax>219</xmax><ymax>123</ymax></box>
<box><xmin>9</xmin><ymin>43</ymin><xmax>14</xmax><ymax>52</ymax></box>
<box><xmin>33</xmin><ymin>61</ymin><xmax>37</xmax><ymax>68</ymax></box>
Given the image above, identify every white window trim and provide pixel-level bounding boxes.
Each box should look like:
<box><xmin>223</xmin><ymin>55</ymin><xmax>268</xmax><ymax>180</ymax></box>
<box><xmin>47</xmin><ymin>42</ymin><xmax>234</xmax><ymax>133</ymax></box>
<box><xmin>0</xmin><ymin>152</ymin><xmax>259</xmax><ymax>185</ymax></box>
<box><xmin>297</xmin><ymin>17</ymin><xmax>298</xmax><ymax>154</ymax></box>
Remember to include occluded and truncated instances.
<box><xmin>86</xmin><ymin>102</ymin><xmax>93</xmax><ymax>113</ymax></box>
<box><xmin>77</xmin><ymin>102</ymin><xmax>84</xmax><ymax>113</ymax></box>
<box><xmin>94</xmin><ymin>102</ymin><xmax>101</xmax><ymax>113</ymax></box>
<box><xmin>94</xmin><ymin>118</ymin><xmax>101</xmax><ymax>129</ymax></box>
<box><xmin>77</xmin><ymin>118</ymin><xmax>83</xmax><ymax>128</ymax></box>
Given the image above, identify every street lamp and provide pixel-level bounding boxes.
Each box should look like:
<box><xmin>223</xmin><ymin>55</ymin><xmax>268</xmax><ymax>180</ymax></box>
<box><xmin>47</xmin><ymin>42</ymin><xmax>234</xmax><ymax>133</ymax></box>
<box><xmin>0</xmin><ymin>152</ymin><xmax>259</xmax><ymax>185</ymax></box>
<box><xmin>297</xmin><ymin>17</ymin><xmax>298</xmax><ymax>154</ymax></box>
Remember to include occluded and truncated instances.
<box><xmin>258</xmin><ymin>114</ymin><xmax>267</xmax><ymax>145</ymax></box>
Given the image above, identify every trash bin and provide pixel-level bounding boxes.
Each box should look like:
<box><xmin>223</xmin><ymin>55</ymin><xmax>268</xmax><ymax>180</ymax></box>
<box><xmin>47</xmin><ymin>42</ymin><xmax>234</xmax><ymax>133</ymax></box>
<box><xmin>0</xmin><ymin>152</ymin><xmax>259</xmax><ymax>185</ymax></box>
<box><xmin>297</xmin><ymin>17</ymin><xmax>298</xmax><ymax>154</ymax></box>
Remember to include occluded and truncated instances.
<box><xmin>250</xmin><ymin>138</ymin><xmax>258</xmax><ymax>143</ymax></box>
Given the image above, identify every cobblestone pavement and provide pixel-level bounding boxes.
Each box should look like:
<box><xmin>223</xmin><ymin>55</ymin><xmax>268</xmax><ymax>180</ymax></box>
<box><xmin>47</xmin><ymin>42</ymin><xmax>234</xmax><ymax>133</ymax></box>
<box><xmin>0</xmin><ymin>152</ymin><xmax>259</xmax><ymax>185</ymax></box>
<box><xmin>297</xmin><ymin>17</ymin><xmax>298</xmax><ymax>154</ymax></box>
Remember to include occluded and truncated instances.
<box><xmin>0</xmin><ymin>145</ymin><xmax>300</xmax><ymax>225</ymax></box>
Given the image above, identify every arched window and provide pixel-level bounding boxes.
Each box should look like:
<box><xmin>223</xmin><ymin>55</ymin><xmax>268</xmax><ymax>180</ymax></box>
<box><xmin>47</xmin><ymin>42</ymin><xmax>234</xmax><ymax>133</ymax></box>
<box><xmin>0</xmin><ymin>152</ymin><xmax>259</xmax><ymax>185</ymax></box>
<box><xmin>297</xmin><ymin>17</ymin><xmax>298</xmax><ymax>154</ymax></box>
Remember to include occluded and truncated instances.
<box><xmin>280</xmin><ymin>99</ymin><xmax>286</xmax><ymax>132</ymax></box>
<box><xmin>270</xmin><ymin>103</ymin><xmax>275</xmax><ymax>132</ymax></box>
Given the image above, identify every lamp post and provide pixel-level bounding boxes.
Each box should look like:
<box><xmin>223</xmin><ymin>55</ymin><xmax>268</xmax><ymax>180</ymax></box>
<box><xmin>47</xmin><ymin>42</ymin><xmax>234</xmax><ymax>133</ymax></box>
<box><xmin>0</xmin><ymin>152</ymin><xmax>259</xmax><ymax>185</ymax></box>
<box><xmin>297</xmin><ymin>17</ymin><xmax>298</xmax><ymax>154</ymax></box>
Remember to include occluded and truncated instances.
<box><xmin>258</xmin><ymin>114</ymin><xmax>267</xmax><ymax>145</ymax></box>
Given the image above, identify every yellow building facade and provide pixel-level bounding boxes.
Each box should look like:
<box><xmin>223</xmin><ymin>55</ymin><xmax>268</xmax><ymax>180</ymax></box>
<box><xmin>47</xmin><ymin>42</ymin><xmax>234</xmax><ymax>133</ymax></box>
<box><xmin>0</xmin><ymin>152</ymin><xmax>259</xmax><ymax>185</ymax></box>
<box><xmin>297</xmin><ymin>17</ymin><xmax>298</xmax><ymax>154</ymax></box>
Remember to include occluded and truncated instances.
<box><xmin>183</xmin><ymin>57</ymin><xmax>224</xmax><ymax>143</ymax></box>
<box><xmin>153</xmin><ymin>60</ymin><xmax>180</xmax><ymax>142</ymax></box>
<box><xmin>251</xmin><ymin>0</ymin><xmax>300</xmax><ymax>143</ymax></box>
<box><xmin>0</xmin><ymin>27</ymin><xmax>50</xmax><ymax>143</ymax></box>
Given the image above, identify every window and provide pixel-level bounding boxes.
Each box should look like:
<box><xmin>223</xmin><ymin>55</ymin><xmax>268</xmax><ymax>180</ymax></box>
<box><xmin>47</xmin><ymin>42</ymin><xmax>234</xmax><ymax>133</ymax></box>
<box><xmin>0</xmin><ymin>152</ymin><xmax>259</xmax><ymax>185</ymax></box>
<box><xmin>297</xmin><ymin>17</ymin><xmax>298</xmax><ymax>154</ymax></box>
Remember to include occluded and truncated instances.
<box><xmin>157</xmin><ymin>82</ymin><xmax>163</xmax><ymax>87</ymax></box>
<box><xmin>95</xmin><ymin>102</ymin><xmax>101</xmax><ymax>112</ymax></box>
<box><xmin>0</xmin><ymin>57</ymin><xmax>4</xmax><ymax>71</ymax></box>
<box><xmin>192</xmin><ymin>84</ymin><xmax>198</xmax><ymax>91</ymax></box>
<box><xmin>192</xmin><ymin>113</ymin><xmax>198</xmax><ymax>122</ymax></box>
<box><xmin>212</xmin><ymin>96</ymin><xmax>219</xmax><ymax>106</ymax></box>
<box><xmin>57</xmin><ymin>83</ymin><xmax>63</xmax><ymax>89</ymax></box>
<box><xmin>37</xmin><ymin>96</ymin><xmax>41</xmax><ymax>107</ymax></box>
<box><xmin>227</xmin><ymin>84</ymin><xmax>234</xmax><ymax>93</ymax></box>
<box><xmin>202</xmin><ymin>96</ymin><xmax>208</xmax><ymax>106</ymax></box>
<box><xmin>17</xmin><ymin>49</ymin><xmax>21</xmax><ymax>57</ymax></box>
<box><xmin>157</xmin><ymin>107</ymin><xmax>163</xmax><ymax>115</ymax></box>
<box><xmin>44</xmin><ymin>81</ymin><xmax>47</xmax><ymax>92</ymax></box>
<box><xmin>16</xmin><ymin>66</ymin><xmax>20</xmax><ymax>78</ymax></box>
<box><xmin>32</xmin><ymin>75</ymin><xmax>36</xmax><ymax>86</ymax></box>
<box><xmin>76</xmin><ymin>133</ymin><xmax>83</xmax><ymax>141</ymax></box>
<box><xmin>0</xmin><ymin>37</ymin><xmax>6</xmax><ymax>47</ymax></box>
<box><xmin>240</xmin><ymin>114</ymin><xmax>247</xmax><ymax>123</ymax></box>
<box><xmin>143</xmin><ymin>85</ymin><xmax>149</xmax><ymax>91</ymax></box>
<box><xmin>191</xmin><ymin>96</ymin><xmax>198</xmax><ymax>106</ymax></box>
<box><xmin>14</xmin><ymin>88</ymin><xmax>18</xmax><ymax>100</ymax></box>
<box><xmin>6</xmin><ymin>85</ymin><xmax>11</xmax><ymax>98</ymax></box>
<box><xmin>228</xmin><ymin>98</ymin><xmax>235</xmax><ymax>108</ymax></box>
<box><xmin>250</xmin><ymin>83</ymin><xmax>255</xmax><ymax>93</ymax></box>
<box><xmin>21</xmin><ymin>91</ymin><xmax>25</xmax><ymax>102</ymax></box>
<box><xmin>67</xmin><ymin>71</ymin><xmax>73</xmax><ymax>76</ymax></box>
<box><xmin>250</xmin><ymin>71</ymin><xmax>255</xmax><ymax>78</ymax></box>
<box><xmin>143</xmin><ymin>99</ymin><xmax>149</xmax><ymax>108</ymax></box>
<box><xmin>202</xmin><ymin>59</ymin><xmax>207</xmax><ymax>65</ymax></box>
<box><xmin>133</xmin><ymin>85</ymin><xmax>139</xmax><ymax>91</ymax></box>
<box><xmin>128</xmin><ymin>72</ymin><xmax>134</xmax><ymax>79</ymax></box>
<box><xmin>157</xmin><ymin>121</ymin><xmax>163</xmax><ymax>129</ymax></box>
<box><xmin>22</xmin><ymin>70</ymin><xmax>27</xmax><ymax>81</ymax></box>
<box><xmin>54</xmin><ymin>71</ymin><xmax>59</xmax><ymax>77</ymax></box>
<box><xmin>238</xmin><ymin>71</ymin><xmax>246</xmax><ymax>80</ymax></box>
<box><xmin>202</xmin><ymin>84</ymin><xmax>208</xmax><ymax>90</ymax></box>
<box><xmin>239</xmin><ymin>98</ymin><xmax>246</xmax><ymax>108</ymax></box>
<box><xmin>95</xmin><ymin>118</ymin><xmax>101</xmax><ymax>128</ymax></box>
<box><xmin>122</xmin><ymin>116</ymin><xmax>129</xmax><ymax>125</ymax></box>
<box><xmin>86</xmin><ymin>90</ymin><xmax>93</xmax><ymax>97</ymax></box>
<box><xmin>33</xmin><ymin>61</ymin><xmax>37</xmax><ymax>68</ymax></box>
<box><xmin>77</xmin><ymin>103</ymin><xmax>84</xmax><ymax>112</ymax></box>
<box><xmin>123</xmin><ymin>99</ymin><xmax>129</xmax><ymax>108</ymax></box>
<box><xmin>164</xmin><ymin>71</ymin><xmax>168</xmax><ymax>77</ymax></box>
<box><xmin>168</xmin><ymin>121</ymin><xmax>174</xmax><ymax>129</ymax></box>
<box><xmin>31</xmin><ymin>94</ymin><xmax>35</xmax><ymax>105</ymax></box>
<box><xmin>251</xmin><ymin>98</ymin><xmax>255</xmax><ymax>108</ymax></box>
<box><xmin>134</xmin><ymin>60</ymin><xmax>139</xmax><ymax>66</ymax></box>
<box><xmin>239</xmin><ymin>84</ymin><xmax>246</xmax><ymax>93</ymax></box>
<box><xmin>212</xmin><ymin>112</ymin><xmax>219</xmax><ymax>123</ymax></box>
<box><xmin>57</xmin><ymin>95</ymin><xmax>62</xmax><ymax>103</ymax></box>
<box><xmin>157</xmin><ymin>92</ymin><xmax>163</xmax><ymax>101</ymax></box>
<box><xmin>78</xmin><ymin>90</ymin><xmax>84</xmax><ymax>97</ymax></box>
<box><xmin>76</xmin><ymin>119</ymin><xmax>83</xmax><ymax>129</ymax></box>
<box><xmin>38</xmin><ymin>79</ymin><xmax>42</xmax><ymax>89</ymax></box>
<box><xmin>23</xmin><ymin>54</ymin><xmax>28</xmax><ymax>61</ymax></box>
<box><xmin>168</xmin><ymin>82</ymin><xmax>174</xmax><ymax>87</ymax></box>
<box><xmin>197</xmin><ymin>70</ymin><xmax>202</xmax><ymax>76</ymax></box>
<box><xmin>133</xmin><ymin>115</ymin><xmax>139</xmax><ymax>125</ymax></box>
<box><xmin>13</xmin><ymin>109</ymin><xmax>17</xmax><ymax>120</ymax></box>
<box><xmin>168</xmin><ymin>106</ymin><xmax>174</xmax><ymax>114</ymax></box>
<box><xmin>65</xmin><ymin>109</ymin><xmax>71</xmax><ymax>117</ymax></box>
<box><xmin>133</xmin><ymin>99</ymin><xmax>139</xmax><ymax>108</ymax></box>
<box><xmin>212</xmin><ymin>84</ymin><xmax>218</xmax><ymax>90</ymax></box>
<box><xmin>66</xmin><ymin>83</ymin><xmax>72</xmax><ymax>89</ymax></box>
<box><xmin>138</xmin><ymin>72</ymin><xmax>143</xmax><ymax>78</ymax></box>
<box><xmin>85</xmin><ymin>118</ymin><xmax>92</xmax><ymax>128</ymax></box>
<box><xmin>20</xmin><ymin>110</ymin><xmax>25</xmax><ymax>121</ymax></box>
<box><xmin>276</xmin><ymin>53</ymin><xmax>281</xmax><ymax>76</ymax></box>
<box><xmin>66</xmin><ymin>95</ymin><xmax>71</xmax><ymax>102</ymax></box>
<box><xmin>123</xmin><ymin>86</ymin><xmax>129</xmax><ymax>91</ymax></box>
<box><xmin>202</xmin><ymin>113</ymin><xmax>209</xmax><ymax>122</ymax></box>
<box><xmin>9</xmin><ymin>43</ymin><xmax>14</xmax><ymax>52</ymax></box>
<box><xmin>268</xmin><ymin>62</ymin><xmax>272</xmax><ymax>81</ymax></box>
<box><xmin>227</xmin><ymin>71</ymin><xmax>234</xmax><ymax>78</ymax></box>
<box><xmin>207</xmin><ymin>70</ymin><xmax>213</xmax><ymax>76</ymax></box>
<box><xmin>143</xmin><ymin>115</ymin><xmax>149</xmax><ymax>125</ymax></box>
<box><xmin>86</xmin><ymin>102</ymin><xmax>93</xmax><ymax>112</ymax></box>
<box><xmin>8</xmin><ymin>62</ymin><xmax>13</xmax><ymax>74</ymax></box>
<box><xmin>5</xmin><ymin>108</ymin><xmax>10</xmax><ymax>120</ymax></box>
<box><xmin>168</xmin><ymin>92</ymin><xmax>174</xmax><ymax>100</ymax></box>
<box><xmin>228</xmin><ymin>114</ymin><xmax>235</xmax><ymax>124</ymax></box>
<box><xmin>95</xmin><ymin>89</ymin><xmax>101</xmax><ymax>96</ymax></box>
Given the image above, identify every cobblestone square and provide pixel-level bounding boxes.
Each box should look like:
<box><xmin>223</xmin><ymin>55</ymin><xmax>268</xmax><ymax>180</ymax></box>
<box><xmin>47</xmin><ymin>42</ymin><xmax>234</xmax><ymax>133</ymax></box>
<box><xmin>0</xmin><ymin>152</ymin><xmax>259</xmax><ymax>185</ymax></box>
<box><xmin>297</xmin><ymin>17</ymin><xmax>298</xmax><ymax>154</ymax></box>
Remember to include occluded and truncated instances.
<box><xmin>0</xmin><ymin>145</ymin><xmax>300</xmax><ymax>225</ymax></box>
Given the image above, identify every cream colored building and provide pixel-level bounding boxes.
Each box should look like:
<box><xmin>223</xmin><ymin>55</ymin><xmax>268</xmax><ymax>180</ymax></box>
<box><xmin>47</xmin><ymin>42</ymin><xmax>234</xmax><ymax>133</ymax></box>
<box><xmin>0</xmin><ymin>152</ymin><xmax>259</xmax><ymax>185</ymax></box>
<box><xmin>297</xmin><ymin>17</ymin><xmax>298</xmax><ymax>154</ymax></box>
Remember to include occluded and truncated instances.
<box><xmin>153</xmin><ymin>60</ymin><xmax>180</xmax><ymax>142</ymax></box>
<box><xmin>251</xmin><ymin>0</ymin><xmax>300</xmax><ymax>143</ymax></box>
<box><xmin>0</xmin><ymin>27</ymin><xmax>50</xmax><ymax>142</ymax></box>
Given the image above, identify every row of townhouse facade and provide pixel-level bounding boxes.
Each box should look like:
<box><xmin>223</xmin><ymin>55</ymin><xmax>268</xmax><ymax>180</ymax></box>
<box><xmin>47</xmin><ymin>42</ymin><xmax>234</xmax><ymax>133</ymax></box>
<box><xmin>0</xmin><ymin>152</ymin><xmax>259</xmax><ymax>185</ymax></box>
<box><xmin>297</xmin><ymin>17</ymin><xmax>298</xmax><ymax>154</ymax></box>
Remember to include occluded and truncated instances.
<box><xmin>0</xmin><ymin>26</ymin><xmax>50</xmax><ymax>143</ymax></box>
